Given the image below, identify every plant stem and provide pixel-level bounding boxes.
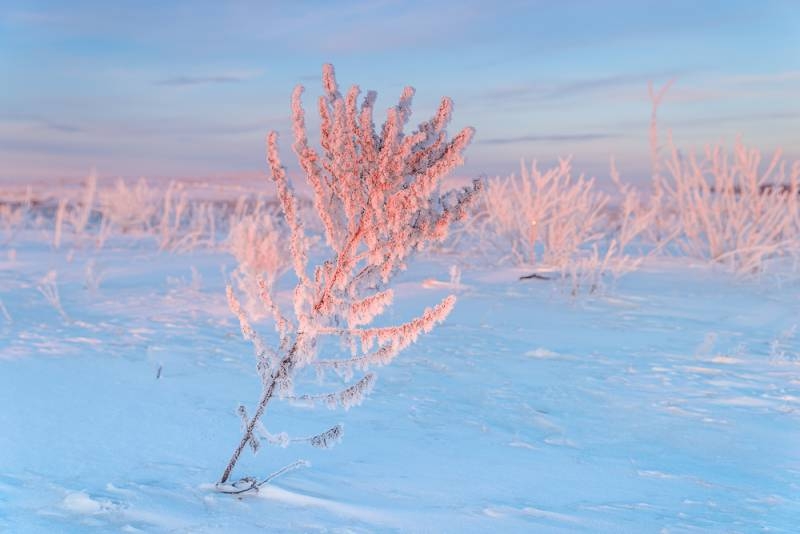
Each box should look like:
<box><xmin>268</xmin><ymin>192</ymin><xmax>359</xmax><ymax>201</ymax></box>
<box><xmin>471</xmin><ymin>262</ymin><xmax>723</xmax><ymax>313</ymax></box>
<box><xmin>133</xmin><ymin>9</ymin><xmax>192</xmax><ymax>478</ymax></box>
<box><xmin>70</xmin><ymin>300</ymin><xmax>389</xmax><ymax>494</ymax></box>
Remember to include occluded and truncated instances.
<box><xmin>219</xmin><ymin>377</ymin><xmax>277</xmax><ymax>484</ymax></box>
<box><xmin>219</xmin><ymin>340</ymin><xmax>299</xmax><ymax>484</ymax></box>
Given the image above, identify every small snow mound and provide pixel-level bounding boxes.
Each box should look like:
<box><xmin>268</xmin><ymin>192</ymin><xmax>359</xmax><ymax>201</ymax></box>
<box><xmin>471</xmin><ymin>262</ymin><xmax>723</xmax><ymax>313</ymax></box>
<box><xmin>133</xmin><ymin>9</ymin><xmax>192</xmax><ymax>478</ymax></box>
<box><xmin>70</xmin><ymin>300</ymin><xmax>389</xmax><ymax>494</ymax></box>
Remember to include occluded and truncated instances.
<box><xmin>710</xmin><ymin>355</ymin><xmax>743</xmax><ymax>365</ymax></box>
<box><xmin>714</xmin><ymin>396</ymin><xmax>772</xmax><ymax>408</ymax></box>
<box><xmin>61</xmin><ymin>491</ymin><xmax>112</xmax><ymax>514</ymax></box>
<box><xmin>421</xmin><ymin>279</ymin><xmax>467</xmax><ymax>291</ymax></box>
<box><xmin>543</xmin><ymin>436</ymin><xmax>577</xmax><ymax>448</ymax></box>
<box><xmin>508</xmin><ymin>438</ymin><xmax>537</xmax><ymax>450</ymax></box>
<box><xmin>483</xmin><ymin>505</ymin><xmax>583</xmax><ymax>525</ymax></box>
<box><xmin>256</xmin><ymin>484</ymin><xmax>388</xmax><ymax>524</ymax></box>
<box><xmin>525</xmin><ymin>348</ymin><xmax>559</xmax><ymax>359</ymax></box>
<box><xmin>521</xmin><ymin>506</ymin><xmax>582</xmax><ymax>524</ymax></box>
<box><xmin>483</xmin><ymin>507</ymin><xmax>506</xmax><ymax>518</ymax></box>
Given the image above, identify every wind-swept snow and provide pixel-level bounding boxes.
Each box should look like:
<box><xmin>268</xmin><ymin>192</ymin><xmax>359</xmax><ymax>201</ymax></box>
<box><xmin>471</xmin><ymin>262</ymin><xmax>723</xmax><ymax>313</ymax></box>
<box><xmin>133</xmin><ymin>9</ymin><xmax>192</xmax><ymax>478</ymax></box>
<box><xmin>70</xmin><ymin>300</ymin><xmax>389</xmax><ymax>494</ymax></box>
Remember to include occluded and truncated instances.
<box><xmin>1</xmin><ymin>236</ymin><xmax>799</xmax><ymax>532</ymax></box>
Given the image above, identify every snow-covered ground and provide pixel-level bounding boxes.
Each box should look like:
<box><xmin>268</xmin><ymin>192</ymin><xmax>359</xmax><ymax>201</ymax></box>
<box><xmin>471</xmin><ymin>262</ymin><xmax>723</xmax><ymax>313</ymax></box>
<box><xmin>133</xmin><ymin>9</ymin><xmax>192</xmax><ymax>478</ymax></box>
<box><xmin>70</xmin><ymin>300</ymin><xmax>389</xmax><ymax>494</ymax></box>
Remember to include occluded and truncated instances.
<box><xmin>1</xmin><ymin>230</ymin><xmax>799</xmax><ymax>533</ymax></box>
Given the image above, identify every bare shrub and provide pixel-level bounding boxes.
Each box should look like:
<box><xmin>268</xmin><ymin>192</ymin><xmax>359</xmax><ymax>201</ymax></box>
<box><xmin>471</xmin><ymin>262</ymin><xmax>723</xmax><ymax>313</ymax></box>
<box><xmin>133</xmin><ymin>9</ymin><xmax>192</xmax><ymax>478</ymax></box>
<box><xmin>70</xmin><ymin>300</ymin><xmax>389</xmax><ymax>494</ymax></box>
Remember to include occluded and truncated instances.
<box><xmin>52</xmin><ymin>198</ymin><xmax>67</xmax><ymax>249</ymax></box>
<box><xmin>37</xmin><ymin>270</ymin><xmax>69</xmax><ymax>322</ymax></box>
<box><xmin>227</xmin><ymin>211</ymin><xmax>290</xmax><ymax>319</ymax></box>
<box><xmin>157</xmin><ymin>181</ymin><xmax>188</xmax><ymax>250</ymax></box>
<box><xmin>167</xmin><ymin>201</ymin><xmax>218</xmax><ymax>253</ymax></box>
<box><xmin>0</xmin><ymin>299</ymin><xmax>12</xmax><ymax>323</ymax></box>
<box><xmin>64</xmin><ymin>172</ymin><xmax>98</xmax><ymax>244</ymax></box>
<box><xmin>656</xmin><ymin>140</ymin><xmax>799</xmax><ymax>274</ymax></box>
<box><xmin>0</xmin><ymin>187</ymin><xmax>33</xmax><ymax>246</ymax></box>
<box><xmin>471</xmin><ymin>158</ymin><xmax>607</xmax><ymax>267</ymax></box>
<box><xmin>97</xmin><ymin>178</ymin><xmax>158</xmax><ymax>234</ymax></box>
<box><xmin>217</xmin><ymin>64</ymin><xmax>479</xmax><ymax>491</ymax></box>
<box><xmin>649</xmin><ymin>83</ymin><xmax>800</xmax><ymax>274</ymax></box>
<box><xmin>157</xmin><ymin>182</ymin><xmax>216</xmax><ymax>252</ymax></box>
<box><xmin>608</xmin><ymin>157</ymin><xmax>661</xmax><ymax>255</ymax></box>
<box><xmin>84</xmin><ymin>258</ymin><xmax>106</xmax><ymax>292</ymax></box>
<box><xmin>468</xmin><ymin>158</ymin><xmax>641</xmax><ymax>292</ymax></box>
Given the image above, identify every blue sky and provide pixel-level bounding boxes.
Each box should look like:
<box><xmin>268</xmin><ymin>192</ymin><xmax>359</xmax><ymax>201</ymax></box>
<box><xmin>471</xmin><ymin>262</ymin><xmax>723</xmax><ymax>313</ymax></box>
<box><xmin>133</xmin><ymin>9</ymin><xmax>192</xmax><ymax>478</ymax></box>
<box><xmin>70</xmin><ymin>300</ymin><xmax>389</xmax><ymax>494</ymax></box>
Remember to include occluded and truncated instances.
<box><xmin>1</xmin><ymin>0</ymin><xmax>798</xmax><ymax>184</ymax></box>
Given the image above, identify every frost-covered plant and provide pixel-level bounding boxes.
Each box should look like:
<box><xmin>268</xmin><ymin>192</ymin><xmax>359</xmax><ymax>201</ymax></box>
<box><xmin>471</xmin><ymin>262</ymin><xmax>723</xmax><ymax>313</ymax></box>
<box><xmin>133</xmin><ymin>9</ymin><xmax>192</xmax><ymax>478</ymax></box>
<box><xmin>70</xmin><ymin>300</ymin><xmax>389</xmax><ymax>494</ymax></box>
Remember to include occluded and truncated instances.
<box><xmin>656</xmin><ymin>139</ymin><xmax>800</xmax><ymax>274</ymax></box>
<box><xmin>158</xmin><ymin>182</ymin><xmax>220</xmax><ymax>252</ymax></box>
<box><xmin>97</xmin><ymin>178</ymin><xmax>158</xmax><ymax>234</ymax></box>
<box><xmin>471</xmin><ymin>158</ymin><xmax>608</xmax><ymax>268</ymax></box>
<box><xmin>562</xmin><ymin>241</ymin><xmax>642</xmax><ymax>295</ymax></box>
<box><xmin>228</xmin><ymin>212</ymin><xmax>287</xmax><ymax>280</ymax></box>
<box><xmin>648</xmin><ymin>82</ymin><xmax>800</xmax><ymax>274</ymax></box>
<box><xmin>64</xmin><ymin>172</ymin><xmax>97</xmax><ymax>242</ymax></box>
<box><xmin>157</xmin><ymin>181</ymin><xmax>188</xmax><ymax>250</ymax></box>
<box><xmin>37</xmin><ymin>270</ymin><xmax>69</xmax><ymax>322</ymax></box>
<box><xmin>0</xmin><ymin>199</ymin><xmax>28</xmax><ymax>245</ymax></box>
<box><xmin>52</xmin><ymin>198</ymin><xmax>67</xmax><ymax>249</ymax></box>
<box><xmin>0</xmin><ymin>187</ymin><xmax>36</xmax><ymax>247</ymax></box>
<box><xmin>0</xmin><ymin>298</ymin><xmax>11</xmax><ymax>323</ymax></box>
<box><xmin>167</xmin><ymin>201</ymin><xmax>218</xmax><ymax>253</ymax></box>
<box><xmin>51</xmin><ymin>173</ymin><xmax>98</xmax><ymax>249</ymax></box>
<box><xmin>608</xmin><ymin>157</ymin><xmax>660</xmax><ymax>255</ymax></box>
<box><xmin>218</xmin><ymin>64</ymin><xmax>479</xmax><ymax>490</ymax></box>
<box><xmin>770</xmin><ymin>325</ymin><xmax>798</xmax><ymax>363</ymax></box>
<box><xmin>0</xmin><ymin>187</ymin><xmax>32</xmax><ymax>245</ymax></box>
<box><xmin>469</xmin><ymin>157</ymin><xmax>646</xmax><ymax>293</ymax></box>
<box><xmin>84</xmin><ymin>258</ymin><xmax>106</xmax><ymax>292</ymax></box>
<box><xmin>227</xmin><ymin>211</ymin><xmax>290</xmax><ymax>319</ymax></box>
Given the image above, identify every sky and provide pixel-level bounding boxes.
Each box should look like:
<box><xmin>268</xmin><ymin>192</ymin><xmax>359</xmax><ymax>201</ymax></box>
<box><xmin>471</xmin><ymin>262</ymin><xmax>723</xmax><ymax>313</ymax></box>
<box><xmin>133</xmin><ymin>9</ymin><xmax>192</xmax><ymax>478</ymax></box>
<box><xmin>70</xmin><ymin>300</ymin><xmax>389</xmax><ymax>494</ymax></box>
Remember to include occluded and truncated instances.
<box><xmin>1</xmin><ymin>0</ymin><xmax>799</xmax><ymax>186</ymax></box>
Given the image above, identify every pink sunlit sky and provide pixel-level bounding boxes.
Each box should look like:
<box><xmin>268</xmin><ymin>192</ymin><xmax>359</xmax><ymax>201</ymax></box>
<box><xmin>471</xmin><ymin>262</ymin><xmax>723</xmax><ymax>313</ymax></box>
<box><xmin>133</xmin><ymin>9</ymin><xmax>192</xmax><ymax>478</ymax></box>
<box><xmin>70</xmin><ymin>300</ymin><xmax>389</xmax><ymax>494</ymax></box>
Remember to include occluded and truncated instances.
<box><xmin>1</xmin><ymin>0</ymin><xmax>799</xmax><ymax>185</ymax></box>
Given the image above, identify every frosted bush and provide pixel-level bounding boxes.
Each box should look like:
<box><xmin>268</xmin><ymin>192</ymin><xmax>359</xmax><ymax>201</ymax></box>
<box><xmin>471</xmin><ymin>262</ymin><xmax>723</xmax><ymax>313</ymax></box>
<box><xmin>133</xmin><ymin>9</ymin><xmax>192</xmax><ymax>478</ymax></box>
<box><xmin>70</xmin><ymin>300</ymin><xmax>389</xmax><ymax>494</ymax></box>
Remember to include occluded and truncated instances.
<box><xmin>468</xmin><ymin>158</ymin><xmax>641</xmax><ymax>292</ymax></box>
<box><xmin>157</xmin><ymin>181</ymin><xmax>189</xmax><ymax>250</ymax></box>
<box><xmin>64</xmin><ymin>172</ymin><xmax>97</xmax><ymax>241</ymax></box>
<box><xmin>657</xmin><ymin>141</ymin><xmax>800</xmax><ymax>273</ymax></box>
<box><xmin>158</xmin><ymin>182</ymin><xmax>220</xmax><ymax>252</ymax></box>
<box><xmin>218</xmin><ymin>64</ymin><xmax>479</xmax><ymax>491</ymax></box>
<box><xmin>98</xmin><ymin>178</ymin><xmax>158</xmax><ymax>233</ymax></box>
<box><xmin>0</xmin><ymin>187</ymin><xmax>31</xmax><ymax>245</ymax></box>
<box><xmin>3</xmin><ymin>178</ymin><xmax>233</xmax><ymax>251</ymax></box>
<box><xmin>168</xmin><ymin>201</ymin><xmax>218</xmax><ymax>252</ymax></box>
<box><xmin>37</xmin><ymin>270</ymin><xmax>68</xmax><ymax>322</ymax></box>
<box><xmin>649</xmin><ymin>83</ymin><xmax>800</xmax><ymax>275</ymax></box>
<box><xmin>608</xmin><ymin>158</ymin><xmax>660</xmax><ymax>255</ymax></box>
<box><xmin>471</xmin><ymin>158</ymin><xmax>607</xmax><ymax>268</ymax></box>
<box><xmin>0</xmin><ymin>203</ymin><xmax>26</xmax><ymax>242</ymax></box>
<box><xmin>227</xmin><ymin>213</ymin><xmax>286</xmax><ymax>281</ymax></box>
<box><xmin>227</xmin><ymin>211</ymin><xmax>290</xmax><ymax>319</ymax></box>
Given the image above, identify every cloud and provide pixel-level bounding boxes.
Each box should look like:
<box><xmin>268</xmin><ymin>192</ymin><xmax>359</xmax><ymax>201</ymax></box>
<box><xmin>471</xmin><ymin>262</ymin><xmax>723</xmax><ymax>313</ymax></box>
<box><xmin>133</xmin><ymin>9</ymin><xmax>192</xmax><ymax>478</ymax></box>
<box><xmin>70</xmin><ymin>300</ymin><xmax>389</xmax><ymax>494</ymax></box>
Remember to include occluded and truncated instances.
<box><xmin>107</xmin><ymin>118</ymin><xmax>288</xmax><ymax>136</ymax></box>
<box><xmin>479</xmin><ymin>133</ymin><xmax>620</xmax><ymax>145</ymax></box>
<box><xmin>0</xmin><ymin>113</ymin><xmax>82</xmax><ymax>133</ymax></box>
<box><xmin>155</xmin><ymin>74</ymin><xmax>252</xmax><ymax>86</ymax></box>
<box><xmin>155</xmin><ymin>69</ymin><xmax>263</xmax><ymax>87</ymax></box>
<box><xmin>723</xmin><ymin>71</ymin><xmax>800</xmax><ymax>85</ymax></box>
<box><xmin>0</xmin><ymin>138</ymin><xmax>111</xmax><ymax>156</ymax></box>
<box><xmin>672</xmin><ymin>110</ymin><xmax>800</xmax><ymax>128</ymax></box>
<box><xmin>484</xmin><ymin>75</ymin><xmax>642</xmax><ymax>102</ymax></box>
<box><xmin>1</xmin><ymin>9</ymin><xmax>65</xmax><ymax>25</ymax></box>
<box><xmin>41</xmin><ymin>121</ymin><xmax>82</xmax><ymax>133</ymax></box>
<box><xmin>657</xmin><ymin>70</ymin><xmax>800</xmax><ymax>103</ymax></box>
<box><xmin>613</xmin><ymin>109</ymin><xmax>800</xmax><ymax>131</ymax></box>
<box><xmin>483</xmin><ymin>70</ymin><xmax>689</xmax><ymax>104</ymax></box>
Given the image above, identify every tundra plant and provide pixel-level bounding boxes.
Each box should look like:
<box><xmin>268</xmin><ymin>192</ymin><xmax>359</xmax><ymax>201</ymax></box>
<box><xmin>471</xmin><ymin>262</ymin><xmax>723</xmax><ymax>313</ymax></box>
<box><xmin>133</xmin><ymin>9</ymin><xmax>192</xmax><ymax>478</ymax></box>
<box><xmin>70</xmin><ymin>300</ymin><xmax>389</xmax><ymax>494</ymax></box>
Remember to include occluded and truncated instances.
<box><xmin>0</xmin><ymin>187</ymin><xmax>32</xmax><ymax>246</ymax></box>
<box><xmin>227</xmin><ymin>210</ymin><xmax>289</xmax><ymax>319</ymax></box>
<box><xmin>648</xmin><ymin>82</ymin><xmax>800</xmax><ymax>274</ymax></box>
<box><xmin>473</xmin><ymin>158</ymin><xmax>608</xmax><ymax>268</ymax></box>
<box><xmin>218</xmin><ymin>64</ymin><xmax>480</xmax><ymax>491</ymax></box>
<box><xmin>469</xmin><ymin>156</ymin><xmax>649</xmax><ymax>293</ymax></box>
<box><xmin>657</xmin><ymin>139</ymin><xmax>800</xmax><ymax>274</ymax></box>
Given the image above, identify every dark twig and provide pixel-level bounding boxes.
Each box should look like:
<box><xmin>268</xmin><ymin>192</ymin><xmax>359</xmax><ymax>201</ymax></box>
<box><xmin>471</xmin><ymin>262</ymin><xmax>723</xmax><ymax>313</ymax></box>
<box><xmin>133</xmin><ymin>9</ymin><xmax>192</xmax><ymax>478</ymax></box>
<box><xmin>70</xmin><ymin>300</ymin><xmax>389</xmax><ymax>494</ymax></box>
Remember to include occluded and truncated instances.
<box><xmin>519</xmin><ymin>273</ymin><xmax>551</xmax><ymax>281</ymax></box>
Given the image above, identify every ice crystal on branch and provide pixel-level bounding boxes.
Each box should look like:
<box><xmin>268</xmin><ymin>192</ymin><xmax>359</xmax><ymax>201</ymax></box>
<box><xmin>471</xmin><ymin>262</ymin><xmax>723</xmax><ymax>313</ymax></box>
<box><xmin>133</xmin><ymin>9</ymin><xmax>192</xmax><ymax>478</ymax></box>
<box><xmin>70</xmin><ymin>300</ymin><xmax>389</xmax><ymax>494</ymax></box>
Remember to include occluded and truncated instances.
<box><xmin>219</xmin><ymin>64</ymin><xmax>479</xmax><ymax>487</ymax></box>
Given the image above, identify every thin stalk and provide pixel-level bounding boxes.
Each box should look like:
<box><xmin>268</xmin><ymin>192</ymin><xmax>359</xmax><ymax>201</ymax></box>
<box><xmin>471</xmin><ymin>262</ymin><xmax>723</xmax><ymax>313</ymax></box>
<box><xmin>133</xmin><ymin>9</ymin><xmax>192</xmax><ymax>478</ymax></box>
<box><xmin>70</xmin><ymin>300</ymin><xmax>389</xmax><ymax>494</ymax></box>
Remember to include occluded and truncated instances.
<box><xmin>219</xmin><ymin>339</ymin><xmax>300</xmax><ymax>484</ymax></box>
